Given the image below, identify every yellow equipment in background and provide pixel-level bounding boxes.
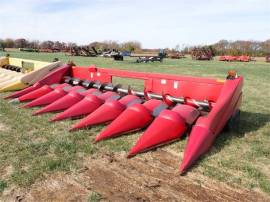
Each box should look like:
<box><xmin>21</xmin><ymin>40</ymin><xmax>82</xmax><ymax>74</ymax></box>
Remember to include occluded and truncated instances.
<box><xmin>0</xmin><ymin>56</ymin><xmax>63</xmax><ymax>92</ymax></box>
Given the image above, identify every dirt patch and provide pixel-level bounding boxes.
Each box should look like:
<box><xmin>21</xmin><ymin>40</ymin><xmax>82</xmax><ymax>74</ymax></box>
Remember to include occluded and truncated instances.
<box><xmin>1</xmin><ymin>149</ymin><xmax>269</xmax><ymax>202</ymax></box>
<box><xmin>25</xmin><ymin>175</ymin><xmax>89</xmax><ymax>202</ymax></box>
<box><xmin>0</xmin><ymin>122</ymin><xmax>9</xmax><ymax>132</ymax></box>
<box><xmin>76</xmin><ymin>150</ymin><xmax>269</xmax><ymax>202</ymax></box>
<box><xmin>0</xmin><ymin>165</ymin><xmax>13</xmax><ymax>179</ymax></box>
<box><xmin>1</xmin><ymin>174</ymin><xmax>89</xmax><ymax>202</ymax></box>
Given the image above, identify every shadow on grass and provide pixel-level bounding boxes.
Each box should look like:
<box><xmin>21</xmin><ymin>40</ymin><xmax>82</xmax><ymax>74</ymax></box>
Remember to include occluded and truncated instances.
<box><xmin>214</xmin><ymin>110</ymin><xmax>270</xmax><ymax>150</ymax></box>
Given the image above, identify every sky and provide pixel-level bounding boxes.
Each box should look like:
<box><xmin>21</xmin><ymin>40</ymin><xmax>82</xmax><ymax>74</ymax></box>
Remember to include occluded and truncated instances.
<box><xmin>0</xmin><ymin>0</ymin><xmax>269</xmax><ymax>48</ymax></box>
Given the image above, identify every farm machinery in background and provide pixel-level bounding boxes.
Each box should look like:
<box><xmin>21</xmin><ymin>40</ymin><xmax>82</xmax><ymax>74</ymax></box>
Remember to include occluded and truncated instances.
<box><xmin>100</xmin><ymin>49</ymin><xmax>124</xmax><ymax>61</ymax></box>
<box><xmin>19</xmin><ymin>48</ymin><xmax>60</xmax><ymax>53</ymax></box>
<box><xmin>168</xmin><ymin>52</ymin><xmax>185</xmax><ymax>59</ymax></box>
<box><xmin>266</xmin><ymin>55</ymin><xmax>270</xmax><ymax>62</ymax></box>
<box><xmin>135</xmin><ymin>49</ymin><xmax>167</xmax><ymax>63</ymax></box>
<box><xmin>111</xmin><ymin>52</ymin><xmax>124</xmax><ymax>61</ymax></box>
<box><xmin>191</xmin><ymin>47</ymin><xmax>214</xmax><ymax>60</ymax></box>
<box><xmin>68</xmin><ymin>47</ymin><xmax>125</xmax><ymax>61</ymax></box>
<box><xmin>69</xmin><ymin>46</ymin><xmax>98</xmax><ymax>57</ymax></box>
<box><xmin>39</xmin><ymin>48</ymin><xmax>61</xmax><ymax>53</ymax></box>
<box><xmin>219</xmin><ymin>55</ymin><xmax>252</xmax><ymax>62</ymax></box>
<box><xmin>19</xmin><ymin>48</ymin><xmax>40</xmax><ymax>52</ymax></box>
<box><xmin>3</xmin><ymin>64</ymin><xmax>243</xmax><ymax>174</ymax></box>
<box><xmin>136</xmin><ymin>56</ymin><xmax>163</xmax><ymax>63</ymax></box>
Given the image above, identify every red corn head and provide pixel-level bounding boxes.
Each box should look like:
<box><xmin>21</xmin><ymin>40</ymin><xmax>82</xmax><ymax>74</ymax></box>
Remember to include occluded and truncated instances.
<box><xmin>4</xmin><ymin>83</ymin><xmax>43</xmax><ymax>99</ymax></box>
<box><xmin>23</xmin><ymin>85</ymin><xmax>80</xmax><ymax>108</ymax></box>
<box><xmin>95</xmin><ymin>99</ymin><xmax>163</xmax><ymax>142</ymax></box>
<box><xmin>128</xmin><ymin>105</ymin><xmax>200</xmax><ymax>157</ymax></box>
<box><xmin>51</xmin><ymin>91</ymin><xmax>117</xmax><ymax>122</ymax></box>
<box><xmin>70</xmin><ymin>95</ymin><xmax>141</xmax><ymax>131</ymax></box>
<box><xmin>18</xmin><ymin>85</ymin><xmax>55</xmax><ymax>102</ymax></box>
<box><xmin>33</xmin><ymin>88</ymin><xmax>98</xmax><ymax>116</ymax></box>
<box><xmin>179</xmin><ymin>125</ymin><xmax>214</xmax><ymax>174</ymax></box>
<box><xmin>14</xmin><ymin>83</ymin><xmax>66</xmax><ymax>103</ymax></box>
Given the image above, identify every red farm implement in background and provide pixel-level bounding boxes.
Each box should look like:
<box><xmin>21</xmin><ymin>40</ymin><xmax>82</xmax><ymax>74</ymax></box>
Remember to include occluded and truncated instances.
<box><xmin>265</xmin><ymin>55</ymin><xmax>270</xmax><ymax>62</ymax></box>
<box><xmin>191</xmin><ymin>47</ymin><xmax>214</xmax><ymax>60</ymax></box>
<box><xmin>237</xmin><ymin>55</ymin><xmax>251</xmax><ymax>62</ymax></box>
<box><xmin>219</xmin><ymin>55</ymin><xmax>238</xmax><ymax>62</ymax></box>
<box><xmin>219</xmin><ymin>55</ymin><xmax>251</xmax><ymax>62</ymax></box>
<box><xmin>4</xmin><ymin>65</ymin><xmax>243</xmax><ymax>173</ymax></box>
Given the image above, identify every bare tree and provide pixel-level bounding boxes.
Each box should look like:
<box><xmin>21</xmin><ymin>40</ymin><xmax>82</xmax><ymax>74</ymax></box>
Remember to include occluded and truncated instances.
<box><xmin>4</xmin><ymin>38</ymin><xmax>15</xmax><ymax>48</ymax></box>
<box><xmin>14</xmin><ymin>38</ymin><xmax>28</xmax><ymax>48</ymax></box>
<box><xmin>28</xmin><ymin>40</ymin><xmax>40</xmax><ymax>49</ymax></box>
<box><xmin>40</xmin><ymin>40</ymin><xmax>54</xmax><ymax>49</ymax></box>
<box><xmin>121</xmin><ymin>41</ymin><xmax>141</xmax><ymax>52</ymax></box>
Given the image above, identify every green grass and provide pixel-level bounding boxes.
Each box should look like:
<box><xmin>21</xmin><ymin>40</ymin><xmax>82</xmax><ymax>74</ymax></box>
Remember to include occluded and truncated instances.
<box><xmin>0</xmin><ymin>180</ymin><xmax>7</xmax><ymax>193</ymax></box>
<box><xmin>0</xmin><ymin>51</ymin><xmax>270</xmax><ymax>195</ymax></box>
<box><xmin>88</xmin><ymin>192</ymin><xmax>102</xmax><ymax>202</ymax></box>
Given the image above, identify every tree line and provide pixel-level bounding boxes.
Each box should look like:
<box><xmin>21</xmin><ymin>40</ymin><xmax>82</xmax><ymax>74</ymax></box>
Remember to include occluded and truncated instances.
<box><xmin>0</xmin><ymin>38</ymin><xmax>142</xmax><ymax>52</ymax></box>
<box><xmin>181</xmin><ymin>39</ymin><xmax>270</xmax><ymax>56</ymax></box>
<box><xmin>0</xmin><ymin>38</ymin><xmax>269</xmax><ymax>56</ymax></box>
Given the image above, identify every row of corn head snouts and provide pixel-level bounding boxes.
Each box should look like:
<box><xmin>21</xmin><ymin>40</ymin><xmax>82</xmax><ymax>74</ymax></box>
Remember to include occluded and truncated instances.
<box><xmin>6</xmin><ymin>76</ymin><xmax>211</xmax><ymax>173</ymax></box>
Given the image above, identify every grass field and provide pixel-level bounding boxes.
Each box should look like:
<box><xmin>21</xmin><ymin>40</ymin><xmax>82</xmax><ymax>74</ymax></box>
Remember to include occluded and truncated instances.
<box><xmin>0</xmin><ymin>51</ymin><xmax>270</xmax><ymax>199</ymax></box>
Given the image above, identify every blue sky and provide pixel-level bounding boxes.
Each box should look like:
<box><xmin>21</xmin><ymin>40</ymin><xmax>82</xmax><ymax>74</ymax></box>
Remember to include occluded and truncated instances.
<box><xmin>0</xmin><ymin>0</ymin><xmax>269</xmax><ymax>48</ymax></box>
